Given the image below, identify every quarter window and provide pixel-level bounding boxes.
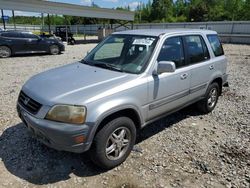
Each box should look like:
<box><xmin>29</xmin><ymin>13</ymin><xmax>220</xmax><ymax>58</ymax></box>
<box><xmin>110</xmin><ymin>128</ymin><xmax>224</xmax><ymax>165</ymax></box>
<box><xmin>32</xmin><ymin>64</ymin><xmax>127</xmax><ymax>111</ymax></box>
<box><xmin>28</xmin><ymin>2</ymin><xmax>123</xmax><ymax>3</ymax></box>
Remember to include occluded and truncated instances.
<box><xmin>157</xmin><ymin>37</ymin><xmax>185</xmax><ymax>68</ymax></box>
<box><xmin>207</xmin><ymin>34</ymin><xmax>224</xmax><ymax>57</ymax></box>
<box><xmin>184</xmin><ymin>35</ymin><xmax>210</xmax><ymax>64</ymax></box>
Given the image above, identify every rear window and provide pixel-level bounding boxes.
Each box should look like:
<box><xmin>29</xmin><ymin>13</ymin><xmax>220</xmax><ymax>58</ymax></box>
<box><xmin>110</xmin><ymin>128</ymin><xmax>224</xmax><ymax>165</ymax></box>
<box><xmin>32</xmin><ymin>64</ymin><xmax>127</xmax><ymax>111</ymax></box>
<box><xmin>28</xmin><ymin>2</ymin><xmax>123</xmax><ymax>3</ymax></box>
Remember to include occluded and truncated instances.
<box><xmin>207</xmin><ymin>35</ymin><xmax>224</xmax><ymax>57</ymax></box>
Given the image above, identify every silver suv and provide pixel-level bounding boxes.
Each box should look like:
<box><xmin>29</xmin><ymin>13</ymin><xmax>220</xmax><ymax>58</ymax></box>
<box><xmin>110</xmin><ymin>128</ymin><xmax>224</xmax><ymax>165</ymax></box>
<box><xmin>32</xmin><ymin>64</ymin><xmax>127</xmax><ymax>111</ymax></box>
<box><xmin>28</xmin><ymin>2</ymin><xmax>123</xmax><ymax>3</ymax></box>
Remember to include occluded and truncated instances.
<box><xmin>17</xmin><ymin>29</ymin><xmax>228</xmax><ymax>169</ymax></box>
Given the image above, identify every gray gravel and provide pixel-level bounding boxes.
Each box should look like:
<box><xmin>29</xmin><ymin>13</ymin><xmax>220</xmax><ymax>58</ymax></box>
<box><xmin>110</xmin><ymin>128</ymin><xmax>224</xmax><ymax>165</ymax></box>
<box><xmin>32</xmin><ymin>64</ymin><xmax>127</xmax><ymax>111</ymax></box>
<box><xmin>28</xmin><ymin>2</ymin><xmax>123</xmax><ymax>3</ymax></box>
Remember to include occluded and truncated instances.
<box><xmin>0</xmin><ymin>43</ymin><xmax>249</xmax><ymax>188</ymax></box>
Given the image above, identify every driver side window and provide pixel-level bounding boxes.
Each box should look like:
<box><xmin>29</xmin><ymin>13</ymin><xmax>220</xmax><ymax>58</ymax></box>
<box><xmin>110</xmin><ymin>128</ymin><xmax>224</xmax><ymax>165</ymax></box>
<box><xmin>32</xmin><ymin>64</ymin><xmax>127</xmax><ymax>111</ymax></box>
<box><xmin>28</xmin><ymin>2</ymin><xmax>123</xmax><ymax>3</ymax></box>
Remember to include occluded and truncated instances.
<box><xmin>157</xmin><ymin>36</ymin><xmax>185</xmax><ymax>68</ymax></box>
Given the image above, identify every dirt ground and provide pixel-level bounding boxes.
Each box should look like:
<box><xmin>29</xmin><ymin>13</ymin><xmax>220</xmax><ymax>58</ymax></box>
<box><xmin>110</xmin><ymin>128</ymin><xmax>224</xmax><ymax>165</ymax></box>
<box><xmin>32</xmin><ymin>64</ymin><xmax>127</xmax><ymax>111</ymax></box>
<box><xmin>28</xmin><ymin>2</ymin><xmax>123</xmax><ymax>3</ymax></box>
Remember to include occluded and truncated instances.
<box><xmin>0</xmin><ymin>42</ymin><xmax>249</xmax><ymax>188</ymax></box>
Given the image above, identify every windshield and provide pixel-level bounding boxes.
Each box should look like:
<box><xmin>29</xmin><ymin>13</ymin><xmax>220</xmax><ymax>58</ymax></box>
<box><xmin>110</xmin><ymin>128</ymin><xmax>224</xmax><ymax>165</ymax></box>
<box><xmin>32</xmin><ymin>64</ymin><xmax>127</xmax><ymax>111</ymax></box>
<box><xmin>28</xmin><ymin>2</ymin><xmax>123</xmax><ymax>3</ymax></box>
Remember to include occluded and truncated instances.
<box><xmin>83</xmin><ymin>34</ymin><xmax>158</xmax><ymax>74</ymax></box>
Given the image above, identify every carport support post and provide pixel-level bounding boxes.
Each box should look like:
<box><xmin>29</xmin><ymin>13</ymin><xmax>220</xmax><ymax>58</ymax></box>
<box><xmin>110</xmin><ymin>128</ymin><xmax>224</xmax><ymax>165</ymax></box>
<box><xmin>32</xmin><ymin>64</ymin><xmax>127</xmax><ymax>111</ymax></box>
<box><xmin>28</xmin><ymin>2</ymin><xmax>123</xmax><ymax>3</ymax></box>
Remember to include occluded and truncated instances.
<box><xmin>65</xmin><ymin>25</ymin><xmax>68</xmax><ymax>44</ymax></box>
<box><xmin>41</xmin><ymin>13</ymin><xmax>44</xmax><ymax>34</ymax></box>
<box><xmin>1</xmin><ymin>9</ymin><xmax>6</xmax><ymax>30</ymax></box>
<box><xmin>12</xmin><ymin>10</ymin><xmax>16</xmax><ymax>30</ymax></box>
<box><xmin>48</xmin><ymin>14</ymin><xmax>51</xmax><ymax>34</ymax></box>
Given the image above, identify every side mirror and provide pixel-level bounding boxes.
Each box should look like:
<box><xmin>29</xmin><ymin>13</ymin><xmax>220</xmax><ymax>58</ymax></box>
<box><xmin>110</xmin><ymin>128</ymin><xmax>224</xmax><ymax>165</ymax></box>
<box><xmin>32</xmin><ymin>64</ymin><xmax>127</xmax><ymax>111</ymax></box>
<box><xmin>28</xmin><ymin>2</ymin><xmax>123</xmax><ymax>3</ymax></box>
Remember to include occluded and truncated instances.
<box><xmin>154</xmin><ymin>61</ymin><xmax>176</xmax><ymax>75</ymax></box>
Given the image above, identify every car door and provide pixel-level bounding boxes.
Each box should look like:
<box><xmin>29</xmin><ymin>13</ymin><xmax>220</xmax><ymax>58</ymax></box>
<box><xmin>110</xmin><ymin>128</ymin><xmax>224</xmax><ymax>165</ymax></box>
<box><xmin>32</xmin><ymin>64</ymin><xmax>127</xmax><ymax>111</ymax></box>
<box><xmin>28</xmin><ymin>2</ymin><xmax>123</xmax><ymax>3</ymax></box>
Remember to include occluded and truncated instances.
<box><xmin>183</xmin><ymin>35</ymin><xmax>214</xmax><ymax>101</ymax></box>
<box><xmin>1</xmin><ymin>32</ymin><xmax>27</xmax><ymax>53</ymax></box>
<box><xmin>147</xmin><ymin>36</ymin><xmax>191</xmax><ymax>121</ymax></box>
<box><xmin>22</xmin><ymin>33</ymin><xmax>46</xmax><ymax>52</ymax></box>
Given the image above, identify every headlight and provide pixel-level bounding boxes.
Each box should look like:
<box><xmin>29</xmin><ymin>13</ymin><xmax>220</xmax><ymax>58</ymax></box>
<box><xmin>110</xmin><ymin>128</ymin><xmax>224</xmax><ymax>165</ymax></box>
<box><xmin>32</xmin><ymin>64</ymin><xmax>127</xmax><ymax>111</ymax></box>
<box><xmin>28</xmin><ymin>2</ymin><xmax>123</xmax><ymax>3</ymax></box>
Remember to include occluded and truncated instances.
<box><xmin>45</xmin><ymin>105</ymin><xmax>87</xmax><ymax>124</ymax></box>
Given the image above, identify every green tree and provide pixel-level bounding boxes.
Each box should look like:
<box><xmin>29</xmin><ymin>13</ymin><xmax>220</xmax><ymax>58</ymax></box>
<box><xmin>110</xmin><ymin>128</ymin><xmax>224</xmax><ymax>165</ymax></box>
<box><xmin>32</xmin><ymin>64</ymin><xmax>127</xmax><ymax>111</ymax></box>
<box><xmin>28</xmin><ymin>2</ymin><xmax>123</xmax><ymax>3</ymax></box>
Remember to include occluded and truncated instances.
<box><xmin>173</xmin><ymin>0</ymin><xmax>188</xmax><ymax>22</ymax></box>
<box><xmin>188</xmin><ymin>0</ymin><xmax>208</xmax><ymax>21</ymax></box>
<box><xmin>151</xmin><ymin>0</ymin><xmax>173</xmax><ymax>22</ymax></box>
<box><xmin>223</xmin><ymin>0</ymin><xmax>244</xmax><ymax>21</ymax></box>
<box><xmin>241</xmin><ymin>0</ymin><xmax>250</xmax><ymax>20</ymax></box>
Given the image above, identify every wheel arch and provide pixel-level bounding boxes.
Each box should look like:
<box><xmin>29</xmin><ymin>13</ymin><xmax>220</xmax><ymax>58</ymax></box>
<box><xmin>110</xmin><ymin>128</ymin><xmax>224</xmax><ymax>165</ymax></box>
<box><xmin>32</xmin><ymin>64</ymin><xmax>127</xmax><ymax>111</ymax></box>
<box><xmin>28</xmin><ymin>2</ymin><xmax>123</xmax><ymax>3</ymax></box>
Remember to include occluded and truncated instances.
<box><xmin>0</xmin><ymin>45</ymin><xmax>13</xmax><ymax>55</ymax></box>
<box><xmin>210</xmin><ymin>77</ymin><xmax>223</xmax><ymax>95</ymax></box>
<box><xmin>87</xmin><ymin>107</ymin><xmax>142</xmax><ymax>147</ymax></box>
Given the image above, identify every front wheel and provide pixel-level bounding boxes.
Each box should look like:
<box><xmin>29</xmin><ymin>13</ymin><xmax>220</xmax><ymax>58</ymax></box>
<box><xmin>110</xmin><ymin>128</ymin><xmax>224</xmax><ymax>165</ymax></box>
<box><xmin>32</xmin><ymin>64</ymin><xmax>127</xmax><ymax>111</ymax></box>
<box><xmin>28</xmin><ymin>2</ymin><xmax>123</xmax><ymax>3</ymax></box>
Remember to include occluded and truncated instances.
<box><xmin>50</xmin><ymin>45</ymin><xmax>60</xmax><ymax>55</ymax></box>
<box><xmin>197</xmin><ymin>82</ymin><xmax>219</xmax><ymax>113</ymax></box>
<box><xmin>90</xmin><ymin>117</ymin><xmax>136</xmax><ymax>169</ymax></box>
<box><xmin>0</xmin><ymin>46</ymin><xmax>11</xmax><ymax>58</ymax></box>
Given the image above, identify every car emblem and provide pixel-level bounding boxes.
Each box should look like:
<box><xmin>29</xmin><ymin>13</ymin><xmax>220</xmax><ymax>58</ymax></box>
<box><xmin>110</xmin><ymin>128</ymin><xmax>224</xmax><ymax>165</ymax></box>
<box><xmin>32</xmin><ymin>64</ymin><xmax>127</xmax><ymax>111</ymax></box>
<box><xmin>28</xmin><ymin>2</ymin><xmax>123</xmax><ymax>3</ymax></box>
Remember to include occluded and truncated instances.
<box><xmin>24</xmin><ymin>97</ymin><xmax>30</xmax><ymax>105</ymax></box>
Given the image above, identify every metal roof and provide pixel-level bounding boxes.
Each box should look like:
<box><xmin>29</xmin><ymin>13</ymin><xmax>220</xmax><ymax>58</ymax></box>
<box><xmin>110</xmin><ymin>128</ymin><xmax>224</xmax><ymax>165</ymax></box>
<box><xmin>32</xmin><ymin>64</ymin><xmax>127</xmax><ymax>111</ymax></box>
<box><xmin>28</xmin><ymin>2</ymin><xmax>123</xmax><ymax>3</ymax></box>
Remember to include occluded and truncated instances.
<box><xmin>0</xmin><ymin>0</ymin><xmax>134</xmax><ymax>21</ymax></box>
<box><xmin>113</xmin><ymin>29</ymin><xmax>217</xmax><ymax>36</ymax></box>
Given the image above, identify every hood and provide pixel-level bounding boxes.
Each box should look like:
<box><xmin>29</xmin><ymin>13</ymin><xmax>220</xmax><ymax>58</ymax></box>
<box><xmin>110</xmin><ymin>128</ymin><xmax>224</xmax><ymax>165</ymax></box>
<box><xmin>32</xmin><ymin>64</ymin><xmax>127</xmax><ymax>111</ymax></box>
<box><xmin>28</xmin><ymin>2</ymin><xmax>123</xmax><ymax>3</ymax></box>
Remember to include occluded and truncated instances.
<box><xmin>22</xmin><ymin>62</ymin><xmax>135</xmax><ymax>106</ymax></box>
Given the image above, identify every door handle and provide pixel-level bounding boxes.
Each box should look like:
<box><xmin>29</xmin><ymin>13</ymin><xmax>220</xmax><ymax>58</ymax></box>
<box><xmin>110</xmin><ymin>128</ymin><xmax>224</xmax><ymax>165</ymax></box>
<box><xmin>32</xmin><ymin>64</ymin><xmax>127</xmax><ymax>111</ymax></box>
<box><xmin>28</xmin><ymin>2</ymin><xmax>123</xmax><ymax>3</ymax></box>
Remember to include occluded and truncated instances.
<box><xmin>209</xmin><ymin>65</ymin><xmax>214</xmax><ymax>70</ymax></box>
<box><xmin>180</xmin><ymin>73</ymin><xmax>188</xmax><ymax>80</ymax></box>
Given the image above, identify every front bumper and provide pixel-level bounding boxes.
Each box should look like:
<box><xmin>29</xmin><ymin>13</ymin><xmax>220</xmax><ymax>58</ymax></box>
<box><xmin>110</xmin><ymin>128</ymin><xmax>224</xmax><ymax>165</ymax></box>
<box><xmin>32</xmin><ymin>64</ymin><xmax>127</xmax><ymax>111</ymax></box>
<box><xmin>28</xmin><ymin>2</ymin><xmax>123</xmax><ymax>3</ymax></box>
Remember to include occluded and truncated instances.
<box><xmin>17</xmin><ymin>104</ymin><xmax>92</xmax><ymax>153</ymax></box>
<box><xmin>58</xmin><ymin>43</ymin><xmax>65</xmax><ymax>52</ymax></box>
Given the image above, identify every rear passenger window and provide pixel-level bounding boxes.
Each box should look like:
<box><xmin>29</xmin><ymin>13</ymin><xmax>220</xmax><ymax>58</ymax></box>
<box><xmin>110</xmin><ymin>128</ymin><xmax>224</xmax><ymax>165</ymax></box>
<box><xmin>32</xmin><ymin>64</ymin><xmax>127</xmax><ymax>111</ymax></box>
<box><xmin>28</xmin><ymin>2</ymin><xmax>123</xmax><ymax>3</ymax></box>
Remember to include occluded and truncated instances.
<box><xmin>157</xmin><ymin>37</ymin><xmax>185</xmax><ymax>68</ymax></box>
<box><xmin>1</xmin><ymin>32</ymin><xmax>21</xmax><ymax>38</ymax></box>
<box><xmin>184</xmin><ymin>35</ymin><xmax>209</xmax><ymax>64</ymax></box>
<box><xmin>207</xmin><ymin>35</ymin><xmax>224</xmax><ymax>57</ymax></box>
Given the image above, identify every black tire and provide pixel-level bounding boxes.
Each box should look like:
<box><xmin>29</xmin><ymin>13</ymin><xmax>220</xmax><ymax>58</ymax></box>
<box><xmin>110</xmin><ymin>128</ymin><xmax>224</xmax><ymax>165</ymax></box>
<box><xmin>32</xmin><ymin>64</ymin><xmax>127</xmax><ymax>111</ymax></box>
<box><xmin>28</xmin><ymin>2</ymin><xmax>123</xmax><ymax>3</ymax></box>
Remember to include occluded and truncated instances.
<box><xmin>197</xmin><ymin>82</ymin><xmax>219</xmax><ymax>113</ymax></box>
<box><xmin>90</xmin><ymin>117</ymin><xmax>136</xmax><ymax>169</ymax></box>
<box><xmin>0</xmin><ymin>46</ymin><xmax>11</xmax><ymax>58</ymax></box>
<box><xmin>49</xmin><ymin>45</ymin><xmax>60</xmax><ymax>55</ymax></box>
<box><xmin>70</xmin><ymin>38</ymin><xmax>76</xmax><ymax>45</ymax></box>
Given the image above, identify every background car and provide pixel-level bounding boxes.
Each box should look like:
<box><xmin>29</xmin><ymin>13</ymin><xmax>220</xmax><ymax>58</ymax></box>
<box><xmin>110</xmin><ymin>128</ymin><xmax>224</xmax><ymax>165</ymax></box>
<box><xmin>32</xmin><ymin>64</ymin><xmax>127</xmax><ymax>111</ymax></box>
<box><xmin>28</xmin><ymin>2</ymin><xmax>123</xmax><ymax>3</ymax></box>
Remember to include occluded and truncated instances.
<box><xmin>39</xmin><ymin>32</ymin><xmax>62</xmax><ymax>41</ymax></box>
<box><xmin>0</xmin><ymin>31</ymin><xmax>65</xmax><ymax>58</ymax></box>
<box><xmin>55</xmin><ymin>26</ymin><xmax>76</xmax><ymax>45</ymax></box>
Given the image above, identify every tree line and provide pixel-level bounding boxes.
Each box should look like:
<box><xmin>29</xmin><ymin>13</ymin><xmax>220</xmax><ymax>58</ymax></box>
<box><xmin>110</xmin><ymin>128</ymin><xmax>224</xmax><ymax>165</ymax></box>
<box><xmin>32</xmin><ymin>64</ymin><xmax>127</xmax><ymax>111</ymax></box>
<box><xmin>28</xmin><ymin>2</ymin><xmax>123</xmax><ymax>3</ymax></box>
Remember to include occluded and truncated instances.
<box><xmin>133</xmin><ymin>0</ymin><xmax>250</xmax><ymax>23</ymax></box>
<box><xmin>1</xmin><ymin>0</ymin><xmax>249</xmax><ymax>25</ymax></box>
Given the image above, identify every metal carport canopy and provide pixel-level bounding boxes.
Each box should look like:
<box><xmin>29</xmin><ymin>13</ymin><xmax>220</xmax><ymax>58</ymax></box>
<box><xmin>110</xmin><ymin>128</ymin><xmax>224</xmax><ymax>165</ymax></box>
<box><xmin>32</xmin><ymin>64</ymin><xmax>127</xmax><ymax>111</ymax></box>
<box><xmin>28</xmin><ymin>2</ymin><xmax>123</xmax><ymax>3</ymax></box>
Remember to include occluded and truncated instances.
<box><xmin>0</xmin><ymin>0</ymin><xmax>134</xmax><ymax>21</ymax></box>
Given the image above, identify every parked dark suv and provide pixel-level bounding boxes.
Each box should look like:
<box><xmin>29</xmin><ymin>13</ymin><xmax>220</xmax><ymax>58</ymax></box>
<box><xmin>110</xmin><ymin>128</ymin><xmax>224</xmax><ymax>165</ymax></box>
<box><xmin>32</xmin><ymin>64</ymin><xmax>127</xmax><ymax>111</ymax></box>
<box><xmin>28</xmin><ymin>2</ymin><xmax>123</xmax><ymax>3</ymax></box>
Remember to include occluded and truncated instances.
<box><xmin>0</xmin><ymin>31</ymin><xmax>65</xmax><ymax>58</ymax></box>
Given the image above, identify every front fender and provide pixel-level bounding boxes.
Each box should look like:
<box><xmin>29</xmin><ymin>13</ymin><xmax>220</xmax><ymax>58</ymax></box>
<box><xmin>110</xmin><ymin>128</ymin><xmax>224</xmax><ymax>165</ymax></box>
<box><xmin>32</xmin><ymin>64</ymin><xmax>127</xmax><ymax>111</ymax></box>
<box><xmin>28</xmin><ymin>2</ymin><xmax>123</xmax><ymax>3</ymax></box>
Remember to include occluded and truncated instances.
<box><xmin>85</xmin><ymin>98</ymin><xmax>144</xmax><ymax>145</ymax></box>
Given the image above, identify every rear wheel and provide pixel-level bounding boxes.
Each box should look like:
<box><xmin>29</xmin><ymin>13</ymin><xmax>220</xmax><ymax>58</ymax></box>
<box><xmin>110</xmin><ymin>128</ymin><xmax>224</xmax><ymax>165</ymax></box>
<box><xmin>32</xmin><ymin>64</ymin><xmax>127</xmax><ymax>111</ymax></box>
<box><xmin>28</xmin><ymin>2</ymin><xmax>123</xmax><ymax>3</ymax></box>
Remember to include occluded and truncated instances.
<box><xmin>197</xmin><ymin>82</ymin><xmax>219</xmax><ymax>113</ymax></box>
<box><xmin>0</xmin><ymin>46</ymin><xmax>11</xmax><ymax>58</ymax></box>
<box><xmin>69</xmin><ymin>38</ymin><xmax>76</xmax><ymax>45</ymax></box>
<box><xmin>50</xmin><ymin>45</ymin><xmax>60</xmax><ymax>55</ymax></box>
<box><xmin>90</xmin><ymin>117</ymin><xmax>136</xmax><ymax>169</ymax></box>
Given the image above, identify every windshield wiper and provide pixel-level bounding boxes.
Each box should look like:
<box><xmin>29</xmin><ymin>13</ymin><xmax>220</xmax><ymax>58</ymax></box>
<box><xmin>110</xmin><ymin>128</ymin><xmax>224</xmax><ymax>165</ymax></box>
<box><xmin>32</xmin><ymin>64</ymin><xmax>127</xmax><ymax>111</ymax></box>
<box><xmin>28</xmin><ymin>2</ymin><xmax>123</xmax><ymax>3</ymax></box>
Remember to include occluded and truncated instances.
<box><xmin>92</xmin><ymin>63</ymin><xmax>124</xmax><ymax>72</ymax></box>
<box><xmin>81</xmin><ymin>60</ymin><xmax>123</xmax><ymax>72</ymax></box>
<box><xmin>80</xmin><ymin>59</ymin><xmax>91</xmax><ymax>65</ymax></box>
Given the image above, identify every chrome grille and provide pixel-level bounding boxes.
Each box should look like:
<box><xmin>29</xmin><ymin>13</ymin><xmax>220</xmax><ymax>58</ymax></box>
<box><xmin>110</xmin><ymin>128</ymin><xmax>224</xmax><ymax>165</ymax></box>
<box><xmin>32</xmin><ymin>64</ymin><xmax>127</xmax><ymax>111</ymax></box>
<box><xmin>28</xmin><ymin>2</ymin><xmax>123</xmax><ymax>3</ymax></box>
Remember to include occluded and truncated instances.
<box><xmin>18</xmin><ymin>91</ymin><xmax>42</xmax><ymax>114</ymax></box>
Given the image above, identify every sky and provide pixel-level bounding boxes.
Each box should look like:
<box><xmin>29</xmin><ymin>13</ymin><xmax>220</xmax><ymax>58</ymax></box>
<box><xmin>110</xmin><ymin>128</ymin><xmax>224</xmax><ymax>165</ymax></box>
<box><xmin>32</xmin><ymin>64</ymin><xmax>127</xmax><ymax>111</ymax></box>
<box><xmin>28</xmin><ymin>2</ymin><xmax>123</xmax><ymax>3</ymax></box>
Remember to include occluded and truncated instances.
<box><xmin>2</xmin><ymin>0</ymin><xmax>148</xmax><ymax>17</ymax></box>
<box><xmin>50</xmin><ymin>0</ymin><xmax>147</xmax><ymax>10</ymax></box>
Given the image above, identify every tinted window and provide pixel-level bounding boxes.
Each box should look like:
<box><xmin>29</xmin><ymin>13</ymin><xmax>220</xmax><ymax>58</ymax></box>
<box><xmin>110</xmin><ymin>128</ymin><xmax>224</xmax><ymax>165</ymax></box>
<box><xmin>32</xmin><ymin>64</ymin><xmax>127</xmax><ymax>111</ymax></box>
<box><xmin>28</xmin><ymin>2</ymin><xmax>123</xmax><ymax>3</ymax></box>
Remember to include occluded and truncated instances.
<box><xmin>22</xmin><ymin>33</ymin><xmax>39</xmax><ymax>39</ymax></box>
<box><xmin>184</xmin><ymin>35</ymin><xmax>209</xmax><ymax>64</ymax></box>
<box><xmin>207</xmin><ymin>34</ymin><xmax>224</xmax><ymax>57</ymax></box>
<box><xmin>157</xmin><ymin>37</ymin><xmax>185</xmax><ymax>68</ymax></box>
<box><xmin>1</xmin><ymin>32</ymin><xmax>21</xmax><ymax>38</ymax></box>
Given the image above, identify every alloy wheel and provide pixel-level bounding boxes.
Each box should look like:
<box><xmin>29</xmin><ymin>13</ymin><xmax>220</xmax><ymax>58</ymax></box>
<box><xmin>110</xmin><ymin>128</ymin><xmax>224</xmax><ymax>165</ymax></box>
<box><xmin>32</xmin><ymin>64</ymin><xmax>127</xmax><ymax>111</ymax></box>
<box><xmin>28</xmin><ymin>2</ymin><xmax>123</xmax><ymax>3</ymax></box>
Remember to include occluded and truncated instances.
<box><xmin>105</xmin><ymin>127</ymin><xmax>131</xmax><ymax>160</ymax></box>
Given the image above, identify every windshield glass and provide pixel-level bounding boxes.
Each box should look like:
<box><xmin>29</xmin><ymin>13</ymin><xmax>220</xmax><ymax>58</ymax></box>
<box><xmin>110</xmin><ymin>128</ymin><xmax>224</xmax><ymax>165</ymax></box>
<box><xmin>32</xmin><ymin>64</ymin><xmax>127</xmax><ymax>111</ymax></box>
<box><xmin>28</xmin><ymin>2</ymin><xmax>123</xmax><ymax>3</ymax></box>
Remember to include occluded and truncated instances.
<box><xmin>83</xmin><ymin>34</ymin><xmax>158</xmax><ymax>74</ymax></box>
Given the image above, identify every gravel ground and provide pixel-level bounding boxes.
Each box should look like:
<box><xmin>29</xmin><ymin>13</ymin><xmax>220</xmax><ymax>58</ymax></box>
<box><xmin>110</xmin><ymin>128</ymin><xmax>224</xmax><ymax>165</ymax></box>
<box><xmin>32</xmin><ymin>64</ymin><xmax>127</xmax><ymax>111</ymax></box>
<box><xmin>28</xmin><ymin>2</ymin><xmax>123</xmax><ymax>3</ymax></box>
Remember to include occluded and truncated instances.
<box><xmin>0</xmin><ymin>43</ymin><xmax>249</xmax><ymax>188</ymax></box>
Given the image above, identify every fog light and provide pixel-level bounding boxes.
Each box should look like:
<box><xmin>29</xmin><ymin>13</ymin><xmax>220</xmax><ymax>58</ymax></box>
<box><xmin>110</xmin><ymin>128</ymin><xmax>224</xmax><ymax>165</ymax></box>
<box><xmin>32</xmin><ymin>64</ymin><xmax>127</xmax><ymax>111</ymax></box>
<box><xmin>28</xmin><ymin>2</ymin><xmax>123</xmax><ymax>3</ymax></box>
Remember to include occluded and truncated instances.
<box><xmin>74</xmin><ymin>135</ymin><xmax>85</xmax><ymax>144</ymax></box>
